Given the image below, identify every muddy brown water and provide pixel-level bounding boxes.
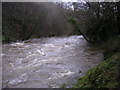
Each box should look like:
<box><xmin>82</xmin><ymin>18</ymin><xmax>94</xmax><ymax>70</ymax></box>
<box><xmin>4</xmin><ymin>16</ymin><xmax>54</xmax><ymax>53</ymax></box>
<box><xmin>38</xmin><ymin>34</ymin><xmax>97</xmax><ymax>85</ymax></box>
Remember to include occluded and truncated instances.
<box><xmin>2</xmin><ymin>35</ymin><xmax>103</xmax><ymax>88</ymax></box>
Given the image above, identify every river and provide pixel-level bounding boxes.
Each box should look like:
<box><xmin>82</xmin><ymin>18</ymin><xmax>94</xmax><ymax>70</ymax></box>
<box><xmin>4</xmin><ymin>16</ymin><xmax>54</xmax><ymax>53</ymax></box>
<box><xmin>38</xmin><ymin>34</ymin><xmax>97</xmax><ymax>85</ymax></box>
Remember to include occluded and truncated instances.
<box><xmin>2</xmin><ymin>35</ymin><xmax>103</xmax><ymax>88</ymax></box>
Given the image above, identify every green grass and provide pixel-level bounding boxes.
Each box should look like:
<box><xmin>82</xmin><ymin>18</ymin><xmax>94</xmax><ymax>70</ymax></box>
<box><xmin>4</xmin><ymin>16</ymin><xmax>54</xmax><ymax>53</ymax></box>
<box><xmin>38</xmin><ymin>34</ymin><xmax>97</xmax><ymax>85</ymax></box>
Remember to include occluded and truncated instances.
<box><xmin>0</xmin><ymin>35</ymin><xmax>5</xmax><ymax>42</ymax></box>
<box><xmin>73</xmin><ymin>52</ymin><xmax>120</xmax><ymax>88</ymax></box>
<box><xmin>0</xmin><ymin>35</ymin><xmax>2</xmax><ymax>41</ymax></box>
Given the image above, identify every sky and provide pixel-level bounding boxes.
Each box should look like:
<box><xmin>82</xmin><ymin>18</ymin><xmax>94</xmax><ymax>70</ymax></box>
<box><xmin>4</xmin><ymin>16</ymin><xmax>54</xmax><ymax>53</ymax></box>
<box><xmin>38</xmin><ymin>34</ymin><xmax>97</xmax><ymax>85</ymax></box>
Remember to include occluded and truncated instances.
<box><xmin>0</xmin><ymin>0</ymin><xmax>78</xmax><ymax>2</ymax></box>
<box><xmin>0</xmin><ymin>0</ymin><xmax>119</xmax><ymax>2</ymax></box>
<box><xmin>62</xmin><ymin>0</ymin><xmax>77</xmax><ymax>2</ymax></box>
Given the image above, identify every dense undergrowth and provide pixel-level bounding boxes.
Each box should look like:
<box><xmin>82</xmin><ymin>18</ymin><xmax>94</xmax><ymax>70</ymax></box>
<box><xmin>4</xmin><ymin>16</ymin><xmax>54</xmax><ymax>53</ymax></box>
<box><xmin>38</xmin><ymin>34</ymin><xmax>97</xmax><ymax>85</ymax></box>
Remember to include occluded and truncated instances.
<box><xmin>72</xmin><ymin>36</ymin><xmax>120</xmax><ymax>89</ymax></box>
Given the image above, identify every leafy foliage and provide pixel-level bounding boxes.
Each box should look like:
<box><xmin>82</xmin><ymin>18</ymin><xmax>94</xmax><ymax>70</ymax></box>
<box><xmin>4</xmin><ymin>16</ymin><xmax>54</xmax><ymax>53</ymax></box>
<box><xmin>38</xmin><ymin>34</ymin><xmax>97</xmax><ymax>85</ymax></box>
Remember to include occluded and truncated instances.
<box><xmin>65</xmin><ymin>2</ymin><xmax>120</xmax><ymax>42</ymax></box>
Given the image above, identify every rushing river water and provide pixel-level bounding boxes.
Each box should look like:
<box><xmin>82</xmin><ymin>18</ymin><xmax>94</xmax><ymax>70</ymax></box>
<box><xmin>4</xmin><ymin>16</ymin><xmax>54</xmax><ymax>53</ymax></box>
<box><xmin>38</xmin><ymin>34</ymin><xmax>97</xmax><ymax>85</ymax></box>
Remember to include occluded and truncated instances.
<box><xmin>2</xmin><ymin>35</ymin><xmax>103</xmax><ymax>88</ymax></box>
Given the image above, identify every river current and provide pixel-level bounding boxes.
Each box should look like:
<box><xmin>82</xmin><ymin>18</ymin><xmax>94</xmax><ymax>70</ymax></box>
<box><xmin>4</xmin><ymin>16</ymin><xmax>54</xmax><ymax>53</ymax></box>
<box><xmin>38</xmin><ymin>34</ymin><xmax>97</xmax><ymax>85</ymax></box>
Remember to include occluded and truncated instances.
<box><xmin>2</xmin><ymin>35</ymin><xmax>103</xmax><ymax>88</ymax></box>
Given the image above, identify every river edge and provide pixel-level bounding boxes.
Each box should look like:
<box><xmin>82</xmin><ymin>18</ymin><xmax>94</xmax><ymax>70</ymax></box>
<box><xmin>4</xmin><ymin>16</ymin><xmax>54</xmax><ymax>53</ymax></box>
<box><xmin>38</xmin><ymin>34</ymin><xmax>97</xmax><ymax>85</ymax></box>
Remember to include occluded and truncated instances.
<box><xmin>71</xmin><ymin>36</ymin><xmax>120</xmax><ymax>89</ymax></box>
<box><xmin>72</xmin><ymin>52</ymin><xmax>120</xmax><ymax>88</ymax></box>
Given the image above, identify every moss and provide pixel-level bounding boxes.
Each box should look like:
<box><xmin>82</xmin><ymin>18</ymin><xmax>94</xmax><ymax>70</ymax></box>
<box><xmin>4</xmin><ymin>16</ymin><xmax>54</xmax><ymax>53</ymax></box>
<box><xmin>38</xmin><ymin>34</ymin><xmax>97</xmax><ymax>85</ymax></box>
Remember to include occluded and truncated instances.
<box><xmin>73</xmin><ymin>53</ymin><xmax>120</xmax><ymax>89</ymax></box>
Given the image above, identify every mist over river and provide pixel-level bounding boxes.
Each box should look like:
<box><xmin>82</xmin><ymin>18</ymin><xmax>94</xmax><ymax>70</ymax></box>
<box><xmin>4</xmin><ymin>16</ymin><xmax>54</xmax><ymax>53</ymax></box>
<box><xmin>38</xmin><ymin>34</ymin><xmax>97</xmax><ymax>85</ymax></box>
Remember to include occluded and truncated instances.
<box><xmin>2</xmin><ymin>35</ymin><xmax>103</xmax><ymax>88</ymax></box>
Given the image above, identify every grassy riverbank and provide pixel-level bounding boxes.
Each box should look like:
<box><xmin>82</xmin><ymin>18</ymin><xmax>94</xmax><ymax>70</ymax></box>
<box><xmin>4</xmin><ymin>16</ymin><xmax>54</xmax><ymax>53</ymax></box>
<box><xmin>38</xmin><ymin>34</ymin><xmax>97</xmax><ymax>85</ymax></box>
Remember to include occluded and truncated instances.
<box><xmin>72</xmin><ymin>36</ymin><xmax>120</xmax><ymax>89</ymax></box>
<box><xmin>73</xmin><ymin>53</ymin><xmax>120</xmax><ymax>88</ymax></box>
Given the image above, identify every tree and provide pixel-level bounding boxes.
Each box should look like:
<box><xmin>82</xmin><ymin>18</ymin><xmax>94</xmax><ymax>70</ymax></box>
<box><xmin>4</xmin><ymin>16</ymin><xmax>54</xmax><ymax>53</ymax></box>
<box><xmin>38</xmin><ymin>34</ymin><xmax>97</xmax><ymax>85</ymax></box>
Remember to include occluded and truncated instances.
<box><xmin>2</xmin><ymin>2</ymin><xmax>74</xmax><ymax>42</ymax></box>
<box><xmin>62</xmin><ymin>1</ymin><xmax>120</xmax><ymax>42</ymax></box>
<box><xmin>2</xmin><ymin>2</ymin><xmax>48</xmax><ymax>42</ymax></box>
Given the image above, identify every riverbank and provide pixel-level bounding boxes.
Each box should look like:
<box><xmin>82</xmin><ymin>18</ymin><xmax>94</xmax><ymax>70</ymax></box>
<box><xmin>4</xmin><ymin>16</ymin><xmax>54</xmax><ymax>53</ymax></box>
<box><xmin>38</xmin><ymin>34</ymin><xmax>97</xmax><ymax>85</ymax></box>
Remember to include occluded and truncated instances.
<box><xmin>72</xmin><ymin>36</ymin><xmax>120</xmax><ymax>89</ymax></box>
<box><xmin>73</xmin><ymin>52</ymin><xmax>120</xmax><ymax>88</ymax></box>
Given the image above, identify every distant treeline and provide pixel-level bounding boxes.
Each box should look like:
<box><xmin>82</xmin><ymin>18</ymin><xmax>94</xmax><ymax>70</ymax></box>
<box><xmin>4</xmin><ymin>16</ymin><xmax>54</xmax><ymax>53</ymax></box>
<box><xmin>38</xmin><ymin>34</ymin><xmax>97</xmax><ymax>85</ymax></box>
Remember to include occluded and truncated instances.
<box><xmin>2</xmin><ymin>2</ymin><xmax>120</xmax><ymax>43</ymax></box>
<box><xmin>2</xmin><ymin>2</ymin><xmax>74</xmax><ymax>43</ymax></box>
